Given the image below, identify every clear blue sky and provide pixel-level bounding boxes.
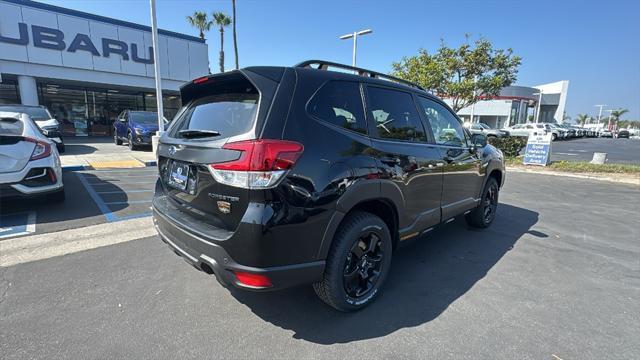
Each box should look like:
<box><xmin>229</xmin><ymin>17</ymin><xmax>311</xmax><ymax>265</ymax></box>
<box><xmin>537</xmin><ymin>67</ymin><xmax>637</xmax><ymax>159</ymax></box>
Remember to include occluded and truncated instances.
<box><xmin>41</xmin><ymin>0</ymin><xmax>640</xmax><ymax>120</ymax></box>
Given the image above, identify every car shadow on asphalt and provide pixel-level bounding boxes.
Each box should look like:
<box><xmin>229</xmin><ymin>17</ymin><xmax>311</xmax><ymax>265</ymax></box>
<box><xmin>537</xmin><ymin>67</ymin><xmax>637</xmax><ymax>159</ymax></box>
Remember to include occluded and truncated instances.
<box><xmin>63</xmin><ymin>144</ymin><xmax>100</xmax><ymax>155</ymax></box>
<box><xmin>229</xmin><ymin>203</ymin><xmax>541</xmax><ymax>344</ymax></box>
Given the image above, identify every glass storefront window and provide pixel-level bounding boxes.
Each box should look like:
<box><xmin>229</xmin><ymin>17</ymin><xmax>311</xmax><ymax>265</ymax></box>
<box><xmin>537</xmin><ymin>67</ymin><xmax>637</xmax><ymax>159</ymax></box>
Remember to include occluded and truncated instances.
<box><xmin>144</xmin><ymin>93</ymin><xmax>181</xmax><ymax>120</ymax></box>
<box><xmin>87</xmin><ymin>89</ymin><xmax>109</xmax><ymax>136</ymax></box>
<box><xmin>35</xmin><ymin>81</ymin><xmax>180</xmax><ymax>137</ymax></box>
<box><xmin>0</xmin><ymin>80</ymin><xmax>20</xmax><ymax>105</ymax></box>
<box><xmin>41</xmin><ymin>84</ymin><xmax>90</xmax><ymax>136</ymax></box>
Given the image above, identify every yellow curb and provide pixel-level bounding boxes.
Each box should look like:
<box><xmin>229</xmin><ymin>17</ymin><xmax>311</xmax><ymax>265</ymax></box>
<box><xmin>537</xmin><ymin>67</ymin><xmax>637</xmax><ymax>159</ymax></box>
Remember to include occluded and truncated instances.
<box><xmin>88</xmin><ymin>159</ymin><xmax>145</xmax><ymax>169</ymax></box>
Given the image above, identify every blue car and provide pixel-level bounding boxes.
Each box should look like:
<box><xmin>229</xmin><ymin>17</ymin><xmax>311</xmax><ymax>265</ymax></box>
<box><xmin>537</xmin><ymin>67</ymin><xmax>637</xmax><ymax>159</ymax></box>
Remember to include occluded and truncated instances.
<box><xmin>114</xmin><ymin>110</ymin><xmax>166</xmax><ymax>150</ymax></box>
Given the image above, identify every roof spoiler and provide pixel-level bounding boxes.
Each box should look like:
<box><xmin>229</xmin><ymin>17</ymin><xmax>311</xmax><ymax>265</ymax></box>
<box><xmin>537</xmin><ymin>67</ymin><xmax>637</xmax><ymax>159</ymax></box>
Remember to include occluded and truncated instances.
<box><xmin>295</xmin><ymin>60</ymin><xmax>425</xmax><ymax>91</ymax></box>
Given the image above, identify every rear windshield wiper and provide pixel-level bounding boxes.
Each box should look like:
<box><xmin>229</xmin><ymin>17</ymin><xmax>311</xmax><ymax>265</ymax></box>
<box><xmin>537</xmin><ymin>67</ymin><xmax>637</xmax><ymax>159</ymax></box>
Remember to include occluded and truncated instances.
<box><xmin>178</xmin><ymin>129</ymin><xmax>221</xmax><ymax>139</ymax></box>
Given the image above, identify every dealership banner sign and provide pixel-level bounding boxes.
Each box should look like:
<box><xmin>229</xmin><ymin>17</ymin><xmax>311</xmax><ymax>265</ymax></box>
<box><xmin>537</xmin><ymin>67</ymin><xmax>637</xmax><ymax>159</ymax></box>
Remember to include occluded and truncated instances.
<box><xmin>523</xmin><ymin>132</ymin><xmax>552</xmax><ymax>166</ymax></box>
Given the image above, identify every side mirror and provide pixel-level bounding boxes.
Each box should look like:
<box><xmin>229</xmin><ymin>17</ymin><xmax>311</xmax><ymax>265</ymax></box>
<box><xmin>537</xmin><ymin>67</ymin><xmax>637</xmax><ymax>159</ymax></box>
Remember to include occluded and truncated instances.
<box><xmin>470</xmin><ymin>133</ymin><xmax>487</xmax><ymax>148</ymax></box>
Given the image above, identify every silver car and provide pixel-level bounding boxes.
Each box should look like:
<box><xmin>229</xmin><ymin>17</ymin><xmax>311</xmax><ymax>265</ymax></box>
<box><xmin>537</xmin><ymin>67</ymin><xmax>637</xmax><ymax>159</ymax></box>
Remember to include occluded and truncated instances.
<box><xmin>466</xmin><ymin>122</ymin><xmax>510</xmax><ymax>138</ymax></box>
<box><xmin>0</xmin><ymin>105</ymin><xmax>65</xmax><ymax>153</ymax></box>
<box><xmin>0</xmin><ymin>111</ymin><xmax>64</xmax><ymax>201</ymax></box>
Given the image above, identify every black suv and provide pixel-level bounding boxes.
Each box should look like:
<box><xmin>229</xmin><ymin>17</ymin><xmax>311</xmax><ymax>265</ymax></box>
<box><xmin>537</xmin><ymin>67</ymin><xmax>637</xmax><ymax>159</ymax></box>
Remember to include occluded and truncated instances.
<box><xmin>152</xmin><ymin>60</ymin><xmax>505</xmax><ymax>311</ymax></box>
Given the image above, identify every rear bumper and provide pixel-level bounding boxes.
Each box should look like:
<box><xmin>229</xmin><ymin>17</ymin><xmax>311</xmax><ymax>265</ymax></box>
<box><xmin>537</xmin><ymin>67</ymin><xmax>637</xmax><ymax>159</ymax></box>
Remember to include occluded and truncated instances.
<box><xmin>0</xmin><ymin>155</ymin><xmax>63</xmax><ymax>197</ymax></box>
<box><xmin>152</xmin><ymin>196</ymin><xmax>325</xmax><ymax>291</ymax></box>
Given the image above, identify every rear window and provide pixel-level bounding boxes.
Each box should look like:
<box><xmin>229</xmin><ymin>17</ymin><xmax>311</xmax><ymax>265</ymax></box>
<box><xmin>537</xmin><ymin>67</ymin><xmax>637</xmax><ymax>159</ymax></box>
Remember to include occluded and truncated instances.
<box><xmin>0</xmin><ymin>117</ymin><xmax>24</xmax><ymax>136</ymax></box>
<box><xmin>0</xmin><ymin>106</ymin><xmax>51</xmax><ymax>121</ymax></box>
<box><xmin>172</xmin><ymin>92</ymin><xmax>259</xmax><ymax>139</ymax></box>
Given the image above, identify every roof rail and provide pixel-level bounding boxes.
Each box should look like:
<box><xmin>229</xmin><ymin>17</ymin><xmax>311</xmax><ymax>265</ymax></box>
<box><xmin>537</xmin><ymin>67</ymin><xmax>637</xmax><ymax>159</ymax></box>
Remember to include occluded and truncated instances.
<box><xmin>295</xmin><ymin>60</ymin><xmax>426</xmax><ymax>91</ymax></box>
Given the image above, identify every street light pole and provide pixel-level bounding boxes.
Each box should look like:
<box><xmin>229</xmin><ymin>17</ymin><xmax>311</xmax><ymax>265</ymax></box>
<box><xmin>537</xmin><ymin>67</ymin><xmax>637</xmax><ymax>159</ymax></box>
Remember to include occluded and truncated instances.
<box><xmin>339</xmin><ymin>29</ymin><xmax>372</xmax><ymax>67</ymax></box>
<box><xmin>150</xmin><ymin>0</ymin><xmax>164</xmax><ymax>133</ymax></box>
<box><xmin>534</xmin><ymin>91</ymin><xmax>543</xmax><ymax>123</ymax></box>
<box><xmin>595</xmin><ymin>104</ymin><xmax>606</xmax><ymax>125</ymax></box>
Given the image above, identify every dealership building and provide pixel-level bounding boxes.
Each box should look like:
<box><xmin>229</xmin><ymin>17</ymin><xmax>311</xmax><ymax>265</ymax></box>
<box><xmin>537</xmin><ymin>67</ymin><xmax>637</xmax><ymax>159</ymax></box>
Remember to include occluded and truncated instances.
<box><xmin>0</xmin><ymin>0</ymin><xmax>209</xmax><ymax>137</ymax></box>
<box><xmin>451</xmin><ymin>80</ymin><xmax>570</xmax><ymax>129</ymax></box>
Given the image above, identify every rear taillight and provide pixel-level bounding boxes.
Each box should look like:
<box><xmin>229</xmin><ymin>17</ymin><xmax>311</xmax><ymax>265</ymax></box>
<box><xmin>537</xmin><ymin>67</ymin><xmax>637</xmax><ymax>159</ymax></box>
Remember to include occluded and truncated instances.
<box><xmin>193</xmin><ymin>76</ymin><xmax>210</xmax><ymax>84</ymax></box>
<box><xmin>209</xmin><ymin>139</ymin><xmax>303</xmax><ymax>189</ymax></box>
<box><xmin>234</xmin><ymin>271</ymin><xmax>272</xmax><ymax>288</ymax></box>
<box><xmin>27</xmin><ymin>138</ymin><xmax>51</xmax><ymax>160</ymax></box>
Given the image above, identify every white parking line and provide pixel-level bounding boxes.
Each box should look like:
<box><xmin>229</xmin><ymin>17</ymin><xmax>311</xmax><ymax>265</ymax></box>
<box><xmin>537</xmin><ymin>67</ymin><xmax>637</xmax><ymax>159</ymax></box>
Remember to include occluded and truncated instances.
<box><xmin>103</xmin><ymin>200</ymin><xmax>152</xmax><ymax>205</ymax></box>
<box><xmin>88</xmin><ymin>181</ymin><xmax>156</xmax><ymax>185</ymax></box>
<box><xmin>95</xmin><ymin>189</ymin><xmax>153</xmax><ymax>194</ymax></box>
<box><xmin>0</xmin><ymin>211</ymin><xmax>36</xmax><ymax>240</ymax></box>
<box><xmin>0</xmin><ymin>217</ymin><xmax>155</xmax><ymax>267</ymax></box>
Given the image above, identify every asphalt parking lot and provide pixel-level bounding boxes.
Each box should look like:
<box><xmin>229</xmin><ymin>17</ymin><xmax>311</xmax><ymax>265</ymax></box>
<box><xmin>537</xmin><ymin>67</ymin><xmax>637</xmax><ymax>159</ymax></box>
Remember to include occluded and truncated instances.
<box><xmin>551</xmin><ymin>137</ymin><xmax>640</xmax><ymax>164</ymax></box>
<box><xmin>0</xmin><ymin>167</ymin><xmax>156</xmax><ymax>239</ymax></box>
<box><xmin>1</xmin><ymin>172</ymin><xmax>638</xmax><ymax>359</ymax></box>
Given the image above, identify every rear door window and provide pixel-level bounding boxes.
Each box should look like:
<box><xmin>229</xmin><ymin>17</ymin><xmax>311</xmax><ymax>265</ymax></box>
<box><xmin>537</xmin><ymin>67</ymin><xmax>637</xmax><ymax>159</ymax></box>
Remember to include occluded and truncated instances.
<box><xmin>366</xmin><ymin>86</ymin><xmax>426</xmax><ymax>142</ymax></box>
<box><xmin>172</xmin><ymin>91</ymin><xmax>259</xmax><ymax>139</ymax></box>
<box><xmin>307</xmin><ymin>81</ymin><xmax>367</xmax><ymax>134</ymax></box>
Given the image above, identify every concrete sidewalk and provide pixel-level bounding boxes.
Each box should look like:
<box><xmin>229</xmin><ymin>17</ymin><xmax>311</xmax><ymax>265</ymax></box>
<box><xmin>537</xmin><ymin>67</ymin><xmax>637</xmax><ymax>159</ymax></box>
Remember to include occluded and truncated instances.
<box><xmin>60</xmin><ymin>137</ymin><xmax>156</xmax><ymax>170</ymax></box>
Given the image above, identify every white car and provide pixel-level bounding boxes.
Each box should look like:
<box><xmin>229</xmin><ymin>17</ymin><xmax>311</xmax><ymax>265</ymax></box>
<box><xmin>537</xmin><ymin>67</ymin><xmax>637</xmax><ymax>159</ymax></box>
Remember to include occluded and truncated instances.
<box><xmin>546</xmin><ymin>123</ymin><xmax>569</xmax><ymax>140</ymax></box>
<box><xmin>0</xmin><ymin>105</ymin><xmax>65</xmax><ymax>153</ymax></box>
<box><xmin>505</xmin><ymin>123</ymin><xmax>549</xmax><ymax>138</ymax></box>
<box><xmin>0</xmin><ymin>111</ymin><xmax>64</xmax><ymax>202</ymax></box>
<box><xmin>600</xmin><ymin>130</ymin><xmax>613</xmax><ymax>138</ymax></box>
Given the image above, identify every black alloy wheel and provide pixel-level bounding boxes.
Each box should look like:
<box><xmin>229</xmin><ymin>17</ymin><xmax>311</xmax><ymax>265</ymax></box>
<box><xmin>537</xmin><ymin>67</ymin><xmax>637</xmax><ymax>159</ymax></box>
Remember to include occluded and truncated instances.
<box><xmin>465</xmin><ymin>177</ymin><xmax>500</xmax><ymax>228</ymax></box>
<box><xmin>313</xmin><ymin>211</ymin><xmax>393</xmax><ymax>312</ymax></box>
<box><xmin>483</xmin><ymin>180</ymin><xmax>499</xmax><ymax>224</ymax></box>
<box><xmin>343</xmin><ymin>232</ymin><xmax>384</xmax><ymax>298</ymax></box>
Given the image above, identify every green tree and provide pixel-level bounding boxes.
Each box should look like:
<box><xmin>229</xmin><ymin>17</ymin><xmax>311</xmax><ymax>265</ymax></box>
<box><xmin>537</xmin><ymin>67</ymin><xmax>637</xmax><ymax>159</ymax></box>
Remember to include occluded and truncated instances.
<box><xmin>232</xmin><ymin>0</ymin><xmax>239</xmax><ymax>69</ymax></box>
<box><xmin>186</xmin><ymin>11</ymin><xmax>212</xmax><ymax>40</ymax></box>
<box><xmin>213</xmin><ymin>12</ymin><xmax>232</xmax><ymax>73</ymax></box>
<box><xmin>611</xmin><ymin>109</ymin><xmax>629</xmax><ymax>122</ymax></box>
<box><xmin>575</xmin><ymin>113</ymin><xmax>589</xmax><ymax>126</ymax></box>
<box><xmin>391</xmin><ymin>36</ymin><xmax>522</xmax><ymax>112</ymax></box>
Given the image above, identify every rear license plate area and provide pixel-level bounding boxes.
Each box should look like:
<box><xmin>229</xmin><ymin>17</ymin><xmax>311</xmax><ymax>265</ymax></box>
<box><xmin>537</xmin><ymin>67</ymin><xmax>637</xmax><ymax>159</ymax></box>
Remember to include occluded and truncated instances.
<box><xmin>167</xmin><ymin>161</ymin><xmax>191</xmax><ymax>192</ymax></box>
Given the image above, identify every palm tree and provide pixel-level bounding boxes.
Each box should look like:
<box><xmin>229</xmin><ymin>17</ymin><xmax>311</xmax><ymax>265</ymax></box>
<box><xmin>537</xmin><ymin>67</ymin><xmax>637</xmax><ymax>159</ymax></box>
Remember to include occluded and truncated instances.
<box><xmin>576</xmin><ymin>113</ymin><xmax>589</xmax><ymax>126</ymax></box>
<box><xmin>232</xmin><ymin>0</ymin><xmax>239</xmax><ymax>69</ymax></box>
<box><xmin>608</xmin><ymin>108</ymin><xmax>628</xmax><ymax>128</ymax></box>
<box><xmin>213</xmin><ymin>12</ymin><xmax>232</xmax><ymax>73</ymax></box>
<box><xmin>186</xmin><ymin>11</ymin><xmax>212</xmax><ymax>40</ymax></box>
<box><xmin>611</xmin><ymin>108</ymin><xmax>629</xmax><ymax>122</ymax></box>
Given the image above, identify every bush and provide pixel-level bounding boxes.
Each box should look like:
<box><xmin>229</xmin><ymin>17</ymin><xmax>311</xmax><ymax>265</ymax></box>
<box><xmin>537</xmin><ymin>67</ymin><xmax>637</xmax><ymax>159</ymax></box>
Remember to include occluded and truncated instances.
<box><xmin>487</xmin><ymin>136</ymin><xmax>528</xmax><ymax>157</ymax></box>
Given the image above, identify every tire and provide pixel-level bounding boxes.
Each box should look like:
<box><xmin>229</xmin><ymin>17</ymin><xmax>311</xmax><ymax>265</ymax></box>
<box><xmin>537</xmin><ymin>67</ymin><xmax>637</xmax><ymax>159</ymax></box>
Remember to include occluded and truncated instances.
<box><xmin>465</xmin><ymin>177</ymin><xmax>499</xmax><ymax>228</ymax></box>
<box><xmin>552</xmin><ymin>133</ymin><xmax>558</xmax><ymax>141</ymax></box>
<box><xmin>114</xmin><ymin>133</ymin><xmax>122</xmax><ymax>145</ymax></box>
<box><xmin>313</xmin><ymin>211</ymin><xmax>393</xmax><ymax>312</ymax></box>
<box><xmin>127</xmin><ymin>132</ymin><xmax>137</xmax><ymax>151</ymax></box>
<box><xmin>46</xmin><ymin>190</ymin><xmax>65</xmax><ymax>203</ymax></box>
<box><xmin>57</xmin><ymin>143</ymin><xmax>65</xmax><ymax>153</ymax></box>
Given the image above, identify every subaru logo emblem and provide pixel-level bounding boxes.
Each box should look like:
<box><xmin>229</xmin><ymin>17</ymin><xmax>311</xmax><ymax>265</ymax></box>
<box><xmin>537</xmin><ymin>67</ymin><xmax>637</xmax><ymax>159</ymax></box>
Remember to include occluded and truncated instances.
<box><xmin>168</xmin><ymin>146</ymin><xmax>177</xmax><ymax>156</ymax></box>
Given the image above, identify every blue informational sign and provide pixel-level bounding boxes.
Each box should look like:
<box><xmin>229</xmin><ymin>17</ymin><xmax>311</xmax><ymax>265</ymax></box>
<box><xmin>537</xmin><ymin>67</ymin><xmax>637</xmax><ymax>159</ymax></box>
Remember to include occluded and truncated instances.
<box><xmin>523</xmin><ymin>133</ymin><xmax>552</xmax><ymax>166</ymax></box>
